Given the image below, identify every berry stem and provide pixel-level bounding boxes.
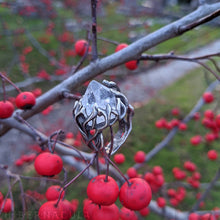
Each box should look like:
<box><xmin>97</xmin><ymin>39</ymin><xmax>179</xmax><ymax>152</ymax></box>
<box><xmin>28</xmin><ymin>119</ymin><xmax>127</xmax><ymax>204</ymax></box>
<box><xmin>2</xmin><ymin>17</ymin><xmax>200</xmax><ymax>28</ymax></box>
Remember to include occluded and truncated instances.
<box><xmin>1</xmin><ymin>78</ymin><xmax>6</xmax><ymax>101</ymax></box>
<box><xmin>0</xmin><ymin>72</ymin><xmax>22</xmax><ymax>93</ymax></box>
<box><xmin>104</xmin><ymin>154</ymin><xmax>131</xmax><ymax>186</ymax></box>
<box><xmin>14</xmin><ymin>113</ymin><xmax>43</xmax><ymax>143</ymax></box>
<box><xmin>90</xmin><ymin>0</ymin><xmax>98</xmax><ymax>61</ymax></box>
<box><xmin>105</xmin><ymin>126</ymin><xmax>114</xmax><ymax>182</ymax></box>
<box><xmin>56</xmin><ymin>140</ymin><xmax>88</xmax><ymax>164</ymax></box>
<box><xmin>62</xmin><ymin>91</ymin><xmax>81</xmax><ymax>100</ymax></box>
<box><xmin>49</xmin><ymin>129</ymin><xmax>64</xmax><ymax>153</ymax></box>
<box><xmin>55</xmin><ymin>154</ymin><xmax>97</xmax><ymax>207</ymax></box>
<box><xmin>96</xmin><ymin>154</ymin><xmax>100</xmax><ymax>176</ymax></box>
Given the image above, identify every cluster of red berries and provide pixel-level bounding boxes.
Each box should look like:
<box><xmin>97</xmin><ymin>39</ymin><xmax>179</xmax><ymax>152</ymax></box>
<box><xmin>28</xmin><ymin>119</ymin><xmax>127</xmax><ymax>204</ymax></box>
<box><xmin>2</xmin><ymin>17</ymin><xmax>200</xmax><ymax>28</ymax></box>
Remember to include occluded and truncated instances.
<box><xmin>38</xmin><ymin>185</ymin><xmax>78</xmax><ymax>220</ymax></box>
<box><xmin>64</xmin><ymin>131</ymin><xmax>82</xmax><ymax>147</ymax></box>
<box><xmin>113</xmin><ymin>150</ymin><xmax>146</xmax><ymax>165</ymax></box>
<box><xmin>188</xmin><ymin>210</ymin><xmax>220</xmax><ymax>220</ymax></box>
<box><xmin>14</xmin><ymin>153</ymin><xmax>36</xmax><ymax>167</ymax></box>
<box><xmin>144</xmin><ymin>166</ymin><xmax>165</xmax><ymax>193</ymax></box>
<box><xmin>83</xmin><ymin>174</ymin><xmax>152</xmax><ymax>219</ymax></box>
<box><xmin>0</xmin><ymin>91</ymin><xmax>36</xmax><ymax>119</ymax></box>
<box><xmin>155</xmin><ymin>112</ymin><xmax>187</xmax><ymax>131</ymax></box>
<box><xmin>167</xmin><ymin>187</ymin><xmax>186</xmax><ymax>207</ymax></box>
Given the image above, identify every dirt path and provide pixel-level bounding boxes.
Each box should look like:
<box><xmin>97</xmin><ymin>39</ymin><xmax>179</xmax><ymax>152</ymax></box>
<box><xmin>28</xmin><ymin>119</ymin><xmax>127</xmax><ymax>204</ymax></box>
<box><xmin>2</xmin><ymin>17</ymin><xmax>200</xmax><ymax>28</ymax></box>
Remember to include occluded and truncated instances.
<box><xmin>118</xmin><ymin>40</ymin><xmax>220</xmax><ymax>107</ymax></box>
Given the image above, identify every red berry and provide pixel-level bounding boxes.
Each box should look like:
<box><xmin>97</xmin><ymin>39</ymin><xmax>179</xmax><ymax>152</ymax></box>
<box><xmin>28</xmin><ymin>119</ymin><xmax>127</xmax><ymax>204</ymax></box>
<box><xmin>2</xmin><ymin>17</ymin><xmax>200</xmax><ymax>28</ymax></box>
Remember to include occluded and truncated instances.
<box><xmin>134</xmin><ymin>151</ymin><xmax>145</xmax><ymax>163</ymax></box>
<box><xmin>38</xmin><ymin>200</ymin><xmax>62</xmax><ymax>220</ymax></box>
<box><xmin>154</xmin><ymin>174</ymin><xmax>165</xmax><ymax>187</ymax></box>
<box><xmin>119</xmin><ymin>178</ymin><xmax>152</xmax><ymax>210</ymax></box>
<box><xmin>193</xmin><ymin>112</ymin><xmax>200</xmax><ymax>120</ymax></box>
<box><xmin>215</xmin><ymin>114</ymin><xmax>220</xmax><ymax>127</ymax></box>
<box><xmin>190</xmin><ymin>135</ymin><xmax>202</xmax><ymax>146</ymax></box>
<box><xmin>120</xmin><ymin>206</ymin><xmax>138</xmax><ymax>220</ymax></box>
<box><xmin>0</xmin><ymin>192</ymin><xmax>3</xmax><ymax>204</ymax></box>
<box><xmin>21</xmin><ymin>153</ymin><xmax>36</xmax><ymax>162</ymax></box>
<box><xmin>15</xmin><ymin>92</ymin><xmax>36</xmax><ymax>109</ymax></box>
<box><xmin>193</xmin><ymin>172</ymin><xmax>201</xmax><ymax>180</ymax></box>
<box><xmin>152</xmin><ymin>166</ymin><xmax>163</xmax><ymax>175</ymax></box>
<box><xmin>139</xmin><ymin>207</ymin><xmax>150</xmax><ymax>216</ymax></box>
<box><xmin>115</xmin><ymin>43</ymin><xmax>128</xmax><ymax>52</ymax></box>
<box><xmin>65</xmin><ymin>132</ymin><xmax>74</xmax><ymax>139</ymax></box>
<box><xmin>207</xmin><ymin>150</ymin><xmax>218</xmax><ymax>160</ymax></box>
<box><xmin>70</xmin><ymin>199</ymin><xmax>79</xmax><ymax>213</ymax></box>
<box><xmin>75</xmin><ymin>39</ymin><xmax>88</xmax><ymax>56</ymax></box>
<box><xmin>170</xmin><ymin>198</ymin><xmax>179</xmax><ymax>207</ymax></box>
<box><xmin>201</xmin><ymin>213</ymin><xmax>215</xmax><ymax>220</ymax></box>
<box><xmin>87</xmin><ymin>175</ymin><xmax>119</xmax><ymax>206</ymax></box>
<box><xmin>204</xmin><ymin>109</ymin><xmax>214</xmax><ymax>119</ymax></box>
<box><xmin>127</xmin><ymin>167</ymin><xmax>137</xmax><ymax>178</ymax></box>
<box><xmin>157</xmin><ymin>197</ymin><xmax>166</xmax><ymax>208</ymax></box>
<box><xmin>183</xmin><ymin>161</ymin><xmax>196</xmax><ymax>172</ymax></box>
<box><xmin>0</xmin><ymin>198</ymin><xmax>12</xmax><ymax>213</ymax></box>
<box><xmin>45</xmin><ymin>185</ymin><xmax>64</xmax><ymax>201</ymax></box>
<box><xmin>144</xmin><ymin>172</ymin><xmax>154</xmax><ymax>183</ymax></box>
<box><xmin>203</xmin><ymin>92</ymin><xmax>214</xmax><ymax>103</ymax></box>
<box><xmin>113</xmin><ymin>153</ymin><xmax>125</xmax><ymax>164</ymax></box>
<box><xmin>155</xmin><ymin>118</ymin><xmax>167</xmax><ymax>129</ymax></box>
<box><xmin>171</xmin><ymin>107</ymin><xmax>180</xmax><ymax>116</ymax></box>
<box><xmin>34</xmin><ymin>152</ymin><xmax>63</xmax><ymax>176</ymax></box>
<box><xmin>178</xmin><ymin>122</ymin><xmax>187</xmax><ymax>131</ymax></box>
<box><xmin>125</xmin><ymin>60</ymin><xmax>138</xmax><ymax>70</ymax></box>
<box><xmin>188</xmin><ymin>213</ymin><xmax>200</xmax><ymax>220</ymax></box>
<box><xmin>170</xmin><ymin>118</ymin><xmax>180</xmax><ymax>127</ymax></box>
<box><xmin>15</xmin><ymin>158</ymin><xmax>24</xmax><ymax>166</ymax></box>
<box><xmin>205</xmin><ymin>133</ymin><xmax>215</xmax><ymax>143</ymax></box>
<box><xmin>0</xmin><ymin>101</ymin><xmax>14</xmax><ymax>119</ymax></box>
<box><xmin>60</xmin><ymin>200</ymin><xmax>74</xmax><ymax>220</ymax></box>
<box><xmin>91</xmin><ymin>203</ymin><xmax>119</xmax><ymax>220</ymax></box>
<box><xmin>167</xmin><ymin>189</ymin><xmax>176</xmax><ymax>197</ymax></box>
<box><xmin>83</xmin><ymin>199</ymin><xmax>96</xmax><ymax>220</ymax></box>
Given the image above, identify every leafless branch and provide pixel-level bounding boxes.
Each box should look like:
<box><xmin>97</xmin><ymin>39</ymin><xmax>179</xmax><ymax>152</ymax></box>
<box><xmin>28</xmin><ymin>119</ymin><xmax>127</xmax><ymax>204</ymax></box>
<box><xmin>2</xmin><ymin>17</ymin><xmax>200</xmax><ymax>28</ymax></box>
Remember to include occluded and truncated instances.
<box><xmin>133</xmin><ymin>80</ymin><xmax>219</xmax><ymax>170</ymax></box>
<box><xmin>90</xmin><ymin>0</ymin><xmax>98</xmax><ymax>61</ymax></box>
<box><xmin>0</xmin><ymin>2</ymin><xmax>220</xmax><ymax>138</ymax></box>
<box><xmin>191</xmin><ymin>167</ymin><xmax>220</xmax><ymax>212</ymax></box>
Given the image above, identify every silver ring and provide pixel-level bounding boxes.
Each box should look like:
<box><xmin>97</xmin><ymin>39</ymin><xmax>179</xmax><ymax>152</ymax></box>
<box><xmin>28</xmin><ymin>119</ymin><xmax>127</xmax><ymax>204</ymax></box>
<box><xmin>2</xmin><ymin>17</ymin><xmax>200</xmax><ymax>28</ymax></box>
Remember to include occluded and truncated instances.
<box><xmin>73</xmin><ymin>80</ymin><xmax>134</xmax><ymax>155</ymax></box>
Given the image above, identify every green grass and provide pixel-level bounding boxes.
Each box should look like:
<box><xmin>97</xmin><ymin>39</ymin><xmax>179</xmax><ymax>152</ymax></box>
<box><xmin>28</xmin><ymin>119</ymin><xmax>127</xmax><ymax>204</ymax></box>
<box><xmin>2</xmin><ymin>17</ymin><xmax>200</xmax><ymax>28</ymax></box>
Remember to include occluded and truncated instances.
<box><xmin>0</xmin><ymin>3</ymin><xmax>220</xmax><ymax>219</ymax></box>
<box><xmin>1</xmin><ymin>67</ymin><xmax>219</xmax><ymax>219</ymax></box>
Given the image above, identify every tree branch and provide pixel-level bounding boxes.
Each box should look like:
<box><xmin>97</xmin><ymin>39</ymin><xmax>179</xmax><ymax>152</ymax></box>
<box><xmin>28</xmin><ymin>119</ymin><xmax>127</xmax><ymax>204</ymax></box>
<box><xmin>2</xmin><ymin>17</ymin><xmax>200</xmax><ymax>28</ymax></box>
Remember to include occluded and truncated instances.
<box><xmin>91</xmin><ymin>0</ymin><xmax>98</xmax><ymax>61</ymax></box>
<box><xmin>1</xmin><ymin>2</ymin><xmax>220</xmax><ymax>135</ymax></box>
<box><xmin>133</xmin><ymin>80</ymin><xmax>219</xmax><ymax>169</ymax></box>
<box><xmin>191</xmin><ymin>168</ymin><xmax>220</xmax><ymax>212</ymax></box>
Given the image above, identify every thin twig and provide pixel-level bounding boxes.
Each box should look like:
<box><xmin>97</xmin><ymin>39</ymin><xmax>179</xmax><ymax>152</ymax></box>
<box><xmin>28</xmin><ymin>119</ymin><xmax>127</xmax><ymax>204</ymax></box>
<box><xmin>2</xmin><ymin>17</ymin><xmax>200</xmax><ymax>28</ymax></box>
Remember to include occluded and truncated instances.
<box><xmin>178</xmin><ymin>8</ymin><xmax>220</xmax><ymax>34</ymax></box>
<box><xmin>191</xmin><ymin>168</ymin><xmax>220</xmax><ymax>212</ymax></box>
<box><xmin>97</xmin><ymin>36</ymin><xmax>119</xmax><ymax>45</ymax></box>
<box><xmin>90</xmin><ymin>0</ymin><xmax>98</xmax><ymax>61</ymax></box>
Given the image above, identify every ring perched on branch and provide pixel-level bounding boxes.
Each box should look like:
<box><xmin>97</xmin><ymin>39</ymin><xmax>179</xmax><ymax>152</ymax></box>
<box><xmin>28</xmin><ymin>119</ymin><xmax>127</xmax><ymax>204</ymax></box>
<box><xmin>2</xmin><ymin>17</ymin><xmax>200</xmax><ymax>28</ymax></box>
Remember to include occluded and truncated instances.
<box><xmin>73</xmin><ymin>80</ymin><xmax>134</xmax><ymax>155</ymax></box>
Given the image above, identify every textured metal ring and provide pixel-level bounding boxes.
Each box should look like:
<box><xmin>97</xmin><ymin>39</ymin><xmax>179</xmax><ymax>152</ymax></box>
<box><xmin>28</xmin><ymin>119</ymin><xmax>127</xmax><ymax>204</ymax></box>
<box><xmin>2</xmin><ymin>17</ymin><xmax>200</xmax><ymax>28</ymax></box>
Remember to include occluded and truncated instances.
<box><xmin>73</xmin><ymin>80</ymin><xmax>134</xmax><ymax>155</ymax></box>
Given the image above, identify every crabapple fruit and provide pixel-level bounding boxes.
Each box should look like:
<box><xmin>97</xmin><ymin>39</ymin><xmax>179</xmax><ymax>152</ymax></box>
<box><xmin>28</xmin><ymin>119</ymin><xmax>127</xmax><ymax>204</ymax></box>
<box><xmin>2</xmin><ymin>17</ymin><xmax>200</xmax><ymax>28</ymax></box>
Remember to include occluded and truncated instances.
<box><xmin>34</xmin><ymin>152</ymin><xmax>63</xmax><ymax>176</ymax></box>
<box><xmin>15</xmin><ymin>92</ymin><xmax>36</xmax><ymax>110</ymax></box>
<box><xmin>0</xmin><ymin>101</ymin><xmax>14</xmax><ymax>119</ymax></box>
<box><xmin>120</xmin><ymin>206</ymin><xmax>138</xmax><ymax>220</ymax></box>
<box><xmin>87</xmin><ymin>175</ymin><xmax>119</xmax><ymax>206</ymax></box>
<box><xmin>75</xmin><ymin>39</ymin><xmax>88</xmax><ymax>56</ymax></box>
<box><xmin>45</xmin><ymin>185</ymin><xmax>64</xmax><ymax>201</ymax></box>
<box><xmin>134</xmin><ymin>151</ymin><xmax>145</xmax><ymax>163</ymax></box>
<box><xmin>113</xmin><ymin>153</ymin><xmax>125</xmax><ymax>164</ymax></box>
<box><xmin>119</xmin><ymin>178</ymin><xmax>152</xmax><ymax>210</ymax></box>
